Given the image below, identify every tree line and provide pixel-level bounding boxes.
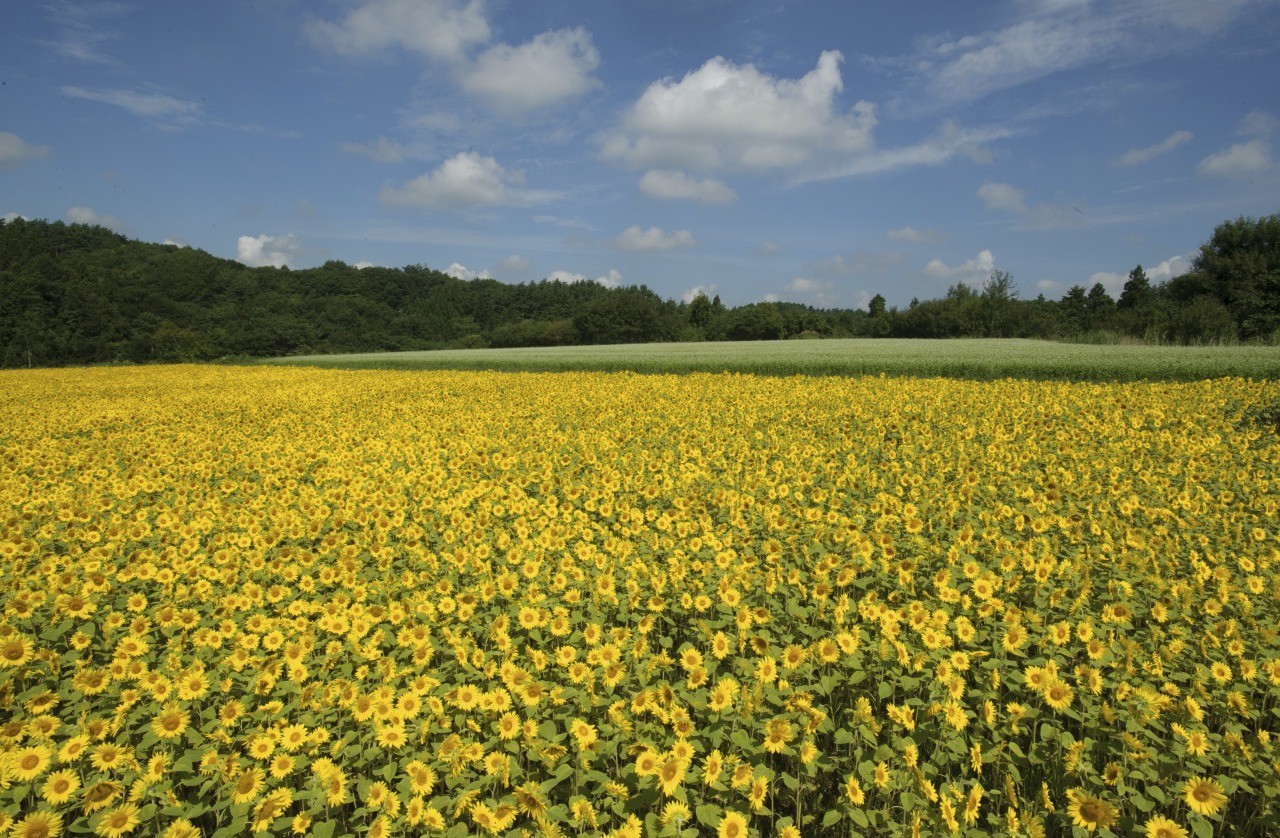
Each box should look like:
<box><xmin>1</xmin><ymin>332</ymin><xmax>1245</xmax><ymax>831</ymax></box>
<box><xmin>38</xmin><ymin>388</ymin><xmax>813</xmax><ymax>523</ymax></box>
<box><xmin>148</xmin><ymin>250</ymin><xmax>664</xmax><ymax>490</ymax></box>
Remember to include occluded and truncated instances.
<box><xmin>1</xmin><ymin>213</ymin><xmax>1276</xmax><ymax>367</ymax></box>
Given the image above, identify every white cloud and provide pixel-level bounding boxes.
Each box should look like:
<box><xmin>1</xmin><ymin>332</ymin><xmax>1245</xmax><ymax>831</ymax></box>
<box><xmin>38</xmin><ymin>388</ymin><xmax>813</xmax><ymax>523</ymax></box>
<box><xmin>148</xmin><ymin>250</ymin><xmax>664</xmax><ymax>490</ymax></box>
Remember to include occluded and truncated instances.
<box><xmin>0</xmin><ymin>132</ymin><xmax>51</xmax><ymax>169</ymax></box>
<box><xmin>67</xmin><ymin>206</ymin><xmax>123</xmax><ymax>231</ymax></box>
<box><xmin>3</xmin><ymin>212</ymin><xmax>28</xmax><ymax>223</ymax></box>
<box><xmin>1197</xmin><ymin>139</ymin><xmax>1274</xmax><ymax>179</ymax></box>
<box><xmin>1147</xmin><ymin>253</ymin><xmax>1193</xmax><ymax>281</ymax></box>
<box><xmin>460</xmin><ymin>27</ymin><xmax>601</xmax><ymax>114</ymax></box>
<box><xmin>236</xmin><ymin>233</ymin><xmax>302</xmax><ymax>268</ymax></box>
<box><xmin>498</xmin><ymin>254</ymin><xmax>532</xmax><ymax>274</ymax></box>
<box><xmin>977</xmin><ymin>181</ymin><xmax>1029</xmax><ymax>213</ymax></box>
<box><xmin>444</xmin><ymin>262</ymin><xmax>491</xmax><ymax>281</ymax></box>
<box><xmin>354</xmin><ymin>261</ymin><xmax>375</xmax><ymax>269</ymax></box>
<box><xmin>785</xmin><ymin>277</ymin><xmax>835</xmax><ymax>302</ymax></box>
<box><xmin>162</xmin><ymin>238</ymin><xmax>189</xmax><ymax>247</ymax></box>
<box><xmin>1116</xmin><ymin>130</ymin><xmax>1193</xmax><ymax>166</ymax></box>
<box><xmin>977</xmin><ymin>181</ymin><xmax>1083</xmax><ymax>227</ymax></box>
<box><xmin>758</xmin><ymin>241</ymin><xmax>783</xmax><ymax>256</ymax></box>
<box><xmin>816</xmin><ymin>251</ymin><xmax>907</xmax><ymax>277</ymax></box>
<box><xmin>923</xmin><ymin>249</ymin><xmax>997</xmax><ymax>285</ymax></box>
<box><xmin>602</xmin><ymin>51</ymin><xmax>875</xmax><ymax>172</ymax></box>
<box><xmin>638</xmin><ymin>170</ymin><xmax>737</xmax><ymax>204</ymax></box>
<box><xmin>798</xmin><ymin>121</ymin><xmax>1012</xmax><ymax>182</ymax></box>
<box><xmin>548</xmin><ymin>269</ymin><xmax>622</xmax><ymax>288</ymax></box>
<box><xmin>608</xmin><ymin>225</ymin><xmax>696</xmax><ymax>252</ymax></box>
<box><xmin>1087</xmin><ymin>271</ymin><xmax>1127</xmax><ymax>297</ymax></box>
<box><xmin>380</xmin><ymin>152</ymin><xmax>557</xmax><ymax>210</ymax></box>
<box><xmin>340</xmin><ymin>137</ymin><xmax>428</xmax><ymax>163</ymax></box>
<box><xmin>1238</xmin><ymin>108</ymin><xmax>1280</xmax><ymax>138</ymax></box>
<box><xmin>307</xmin><ymin>0</ymin><xmax>490</xmax><ymax>62</ymax></box>
<box><xmin>885</xmin><ymin>226</ymin><xmax>941</xmax><ymax>244</ymax></box>
<box><xmin>61</xmin><ymin>86</ymin><xmax>202</xmax><ymax>125</ymax></box>
<box><xmin>783</xmin><ymin>276</ymin><xmax>838</xmax><ymax>309</ymax></box>
<box><xmin>1036</xmin><ymin>279</ymin><xmax>1063</xmax><ymax>295</ymax></box>
<box><xmin>682</xmin><ymin>283</ymin><xmax>719</xmax><ymax>303</ymax></box>
<box><xmin>913</xmin><ymin>2</ymin><xmax>1266</xmax><ymax>103</ymax></box>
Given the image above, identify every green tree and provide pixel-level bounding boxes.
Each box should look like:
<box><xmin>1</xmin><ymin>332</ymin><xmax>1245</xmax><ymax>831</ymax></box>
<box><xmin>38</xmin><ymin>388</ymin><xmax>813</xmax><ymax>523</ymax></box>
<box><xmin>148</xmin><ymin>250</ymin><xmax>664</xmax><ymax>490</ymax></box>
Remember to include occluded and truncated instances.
<box><xmin>868</xmin><ymin>293</ymin><xmax>886</xmax><ymax>317</ymax></box>
<box><xmin>1186</xmin><ymin>213</ymin><xmax>1280</xmax><ymax>340</ymax></box>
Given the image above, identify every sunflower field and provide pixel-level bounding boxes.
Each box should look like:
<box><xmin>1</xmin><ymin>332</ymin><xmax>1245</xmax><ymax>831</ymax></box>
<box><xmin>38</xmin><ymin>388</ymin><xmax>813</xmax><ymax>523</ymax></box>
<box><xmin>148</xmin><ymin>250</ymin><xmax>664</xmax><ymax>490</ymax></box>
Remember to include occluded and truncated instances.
<box><xmin>1</xmin><ymin>365</ymin><xmax>1278</xmax><ymax>838</ymax></box>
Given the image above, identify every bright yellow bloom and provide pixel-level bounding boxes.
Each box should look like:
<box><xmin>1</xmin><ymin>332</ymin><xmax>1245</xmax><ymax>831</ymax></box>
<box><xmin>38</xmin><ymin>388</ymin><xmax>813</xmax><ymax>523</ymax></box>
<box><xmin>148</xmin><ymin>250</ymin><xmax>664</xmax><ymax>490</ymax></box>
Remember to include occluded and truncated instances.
<box><xmin>1182</xmin><ymin>776</ymin><xmax>1227</xmax><ymax>816</ymax></box>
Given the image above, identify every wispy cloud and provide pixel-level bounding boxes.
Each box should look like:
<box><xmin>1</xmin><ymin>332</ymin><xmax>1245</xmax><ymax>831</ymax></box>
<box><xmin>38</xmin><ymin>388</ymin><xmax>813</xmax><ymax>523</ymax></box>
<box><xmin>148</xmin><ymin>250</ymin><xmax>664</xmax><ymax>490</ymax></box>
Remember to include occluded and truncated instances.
<box><xmin>40</xmin><ymin>0</ymin><xmax>133</xmax><ymax>65</ymax></box>
<box><xmin>608</xmin><ymin>226</ymin><xmax>696</xmax><ymax>252</ymax></box>
<box><xmin>1116</xmin><ymin>130</ymin><xmax>1193</xmax><ymax>166</ymax></box>
<box><xmin>61</xmin><ymin>85</ymin><xmax>203</xmax><ymax>128</ymax></box>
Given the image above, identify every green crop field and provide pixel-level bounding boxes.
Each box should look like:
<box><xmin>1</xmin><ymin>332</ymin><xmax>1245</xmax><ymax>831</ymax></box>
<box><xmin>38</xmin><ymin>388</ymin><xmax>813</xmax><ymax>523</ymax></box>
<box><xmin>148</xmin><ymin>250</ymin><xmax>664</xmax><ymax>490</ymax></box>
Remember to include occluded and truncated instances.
<box><xmin>260</xmin><ymin>339</ymin><xmax>1280</xmax><ymax>380</ymax></box>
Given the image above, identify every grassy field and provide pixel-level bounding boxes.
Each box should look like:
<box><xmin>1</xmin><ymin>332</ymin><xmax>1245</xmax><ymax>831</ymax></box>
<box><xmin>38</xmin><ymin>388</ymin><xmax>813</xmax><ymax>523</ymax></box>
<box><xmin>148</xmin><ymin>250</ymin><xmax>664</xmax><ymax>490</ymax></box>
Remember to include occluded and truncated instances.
<box><xmin>260</xmin><ymin>338</ymin><xmax>1280</xmax><ymax>380</ymax></box>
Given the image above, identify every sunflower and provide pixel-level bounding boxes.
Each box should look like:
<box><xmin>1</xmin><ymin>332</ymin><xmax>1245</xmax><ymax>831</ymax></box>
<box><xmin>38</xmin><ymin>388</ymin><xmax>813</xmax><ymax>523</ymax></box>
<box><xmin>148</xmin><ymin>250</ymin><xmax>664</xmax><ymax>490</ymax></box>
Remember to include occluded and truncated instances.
<box><xmin>230</xmin><ymin>767</ymin><xmax>264</xmax><ymax>805</ymax></box>
<box><xmin>40</xmin><ymin>769</ymin><xmax>81</xmax><ymax>805</ymax></box>
<box><xmin>1182</xmin><ymin>776</ymin><xmax>1227</xmax><ymax>816</ymax></box>
<box><xmin>1065</xmin><ymin>788</ymin><xmax>1119</xmax><ymax>833</ymax></box>
<box><xmin>1</xmin><ymin>635</ymin><xmax>35</xmax><ymax>668</ymax></box>
<box><xmin>12</xmin><ymin>744</ymin><xmax>53</xmax><ymax>782</ymax></box>
<box><xmin>1043</xmin><ymin>680</ymin><xmax>1075</xmax><ymax>711</ymax></box>
<box><xmin>150</xmin><ymin>704</ymin><xmax>188</xmax><ymax>741</ymax></box>
<box><xmin>717</xmin><ymin>810</ymin><xmax>748</xmax><ymax>838</ymax></box>
<box><xmin>657</xmin><ymin>756</ymin><xmax>686</xmax><ymax>796</ymax></box>
<box><xmin>1143</xmin><ymin>815</ymin><xmax>1190</xmax><ymax>838</ymax></box>
<box><xmin>81</xmin><ymin>781</ymin><xmax>124</xmax><ymax>814</ymax></box>
<box><xmin>10</xmin><ymin>810</ymin><xmax>62</xmax><ymax>838</ymax></box>
<box><xmin>845</xmin><ymin>774</ymin><xmax>866</xmax><ymax>806</ymax></box>
<box><xmin>159</xmin><ymin>819</ymin><xmax>201</xmax><ymax>838</ymax></box>
<box><xmin>94</xmin><ymin>803</ymin><xmax>141</xmax><ymax>838</ymax></box>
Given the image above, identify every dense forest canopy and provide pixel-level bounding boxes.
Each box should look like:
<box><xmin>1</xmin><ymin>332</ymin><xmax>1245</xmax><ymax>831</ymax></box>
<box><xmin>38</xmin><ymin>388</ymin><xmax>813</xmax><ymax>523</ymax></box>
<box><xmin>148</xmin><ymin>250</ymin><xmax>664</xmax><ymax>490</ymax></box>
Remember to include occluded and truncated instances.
<box><xmin>1</xmin><ymin>213</ymin><xmax>1277</xmax><ymax>367</ymax></box>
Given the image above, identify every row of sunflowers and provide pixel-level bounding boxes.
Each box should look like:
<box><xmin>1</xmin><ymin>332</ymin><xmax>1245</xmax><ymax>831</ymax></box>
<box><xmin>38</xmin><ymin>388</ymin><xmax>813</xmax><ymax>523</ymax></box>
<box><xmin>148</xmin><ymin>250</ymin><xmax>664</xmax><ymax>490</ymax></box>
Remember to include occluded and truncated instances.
<box><xmin>1</xmin><ymin>366</ymin><xmax>1278</xmax><ymax>836</ymax></box>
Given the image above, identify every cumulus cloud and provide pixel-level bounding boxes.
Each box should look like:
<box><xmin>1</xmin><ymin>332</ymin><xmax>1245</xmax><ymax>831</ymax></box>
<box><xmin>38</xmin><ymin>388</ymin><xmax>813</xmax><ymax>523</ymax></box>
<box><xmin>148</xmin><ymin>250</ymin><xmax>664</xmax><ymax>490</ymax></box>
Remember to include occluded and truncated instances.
<box><xmin>0</xmin><ymin>132</ymin><xmax>51</xmax><ymax>169</ymax></box>
<box><xmin>62</xmin><ymin>86</ymin><xmax>203</xmax><ymax>126</ymax></box>
<box><xmin>3</xmin><ymin>212</ymin><xmax>28</xmax><ymax>223</ymax></box>
<box><xmin>608</xmin><ymin>225</ymin><xmax>696</xmax><ymax>252</ymax></box>
<box><xmin>237</xmin><ymin>233</ymin><xmax>302</xmax><ymax>268</ymax></box>
<box><xmin>977</xmin><ymin>181</ymin><xmax>1029</xmax><ymax>213</ymax></box>
<box><xmin>1116</xmin><ymin>130</ymin><xmax>1193</xmax><ymax>166</ymax></box>
<box><xmin>354</xmin><ymin>261</ymin><xmax>375</xmax><ymax>269</ymax></box>
<box><xmin>498</xmin><ymin>254</ymin><xmax>532</xmax><ymax>274</ymax></box>
<box><xmin>1148</xmin><ymin>253</ymin><xmax>1193</xmax><ymax>281</ymax></box>
<box><xmin>1238</xmin><ymin>108</ymin><xmax>1280</xmax><ymax>138</ymax></box>
<box><xmin>307</xmin><ymin>0</ymin><xmax>490</xmax><ymax>62</ymax></box>
<box><xmin>638</xmin><ymin>170</ymin><xmax>736</xmax><ymax>204</ymax></box>
<box><xmin>67</xmin><ymin>206</ymin><xmax>123</xmax><ymax>231</ymax></box>
<box><xmin>923</xmin><ymin>249</ymin><xmax>997</xmax><ymax>285</ymax></box>
<box><xmin>547</xmin><ymin>269</ymin><xmax>622</xmax><ymax>288</ymax></box>
<box><xmin>444</xmin><ymin>262</ymin><xmax>490</xmax><ymax>281</ymax></box>
<box><xmin>602</xmin><ymin>51</ymin><xmax>875</xmax><ymax>172</ymax></box>
<box><xmin>682</xmin><ymin>283</ymin><xmax>719</xmax><ymax>303</ymax></box>
<box><xmin>885</xmin><ymin>226</ymin><xmax>941</xmax><ymax>243</ymax></box>
<box><xmin>1197</xmin><ymin>139</ymin><xmax>1274</xmax><ymax>179</ymax></box>
<box><xmin>380</xmin><ymin>152</ymin><xmax>557</xmax><ymax>210</ymax></box>
<box><xmin>785</xmin><ymin>277</ymin><xmax>836</xmax><ymax>303</ymax></box>
<box><xmin>460</xmin><ymin>27</ymin><xmax>601</xmax><ymax>114</ymax></box>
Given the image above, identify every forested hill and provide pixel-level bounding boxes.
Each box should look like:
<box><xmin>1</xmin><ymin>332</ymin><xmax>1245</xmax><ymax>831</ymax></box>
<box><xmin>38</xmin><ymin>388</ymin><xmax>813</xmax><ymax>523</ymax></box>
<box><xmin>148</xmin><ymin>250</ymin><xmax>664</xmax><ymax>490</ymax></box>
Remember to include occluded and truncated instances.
<box><xmin>2</xmin><ymin>213</ymin><xmax>1278</xmax><ymax>366</ymax></box>
<box><xmin>0</xmin><ymin>219</ymin><xmax>871</xmax><ymax>367</ymax></box>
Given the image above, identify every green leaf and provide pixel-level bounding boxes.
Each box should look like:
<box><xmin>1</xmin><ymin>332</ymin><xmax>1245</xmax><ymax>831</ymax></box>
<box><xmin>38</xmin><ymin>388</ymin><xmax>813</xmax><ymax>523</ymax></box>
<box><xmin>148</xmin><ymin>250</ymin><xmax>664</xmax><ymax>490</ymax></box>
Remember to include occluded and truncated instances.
<box><xmin>850</xmin><ymin>808</ymin><xmax>870</xmax><ymax>828</ymax></box>
<box><xmin>695</xmin><ymin>803</ymin><xmax>722</xmax><ymax>828</ymax></box>
<box><xmin>822</xmin><ymin>810</ymin><xmax>843</xmax><ymax>828</ymax></box>
<box><xmin>1192</xmin><ymin>818</ymin><xmax>1215</xmax><ymax>838</ymax></box>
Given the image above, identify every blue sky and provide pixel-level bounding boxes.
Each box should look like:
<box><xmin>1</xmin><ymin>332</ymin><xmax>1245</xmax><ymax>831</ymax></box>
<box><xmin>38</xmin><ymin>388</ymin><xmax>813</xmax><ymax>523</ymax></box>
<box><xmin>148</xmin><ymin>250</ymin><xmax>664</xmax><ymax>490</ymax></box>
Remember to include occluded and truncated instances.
<box><xmin>3</xmin><ymin>0</ymin><xmax>1279</xmax><ymax>309</ymax></box>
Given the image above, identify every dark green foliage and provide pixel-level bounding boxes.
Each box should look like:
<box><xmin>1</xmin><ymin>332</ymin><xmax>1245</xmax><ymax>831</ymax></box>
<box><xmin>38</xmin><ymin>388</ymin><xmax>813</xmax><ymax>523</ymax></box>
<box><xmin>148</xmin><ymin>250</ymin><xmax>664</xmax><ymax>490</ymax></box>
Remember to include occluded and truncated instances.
<box><xmin>3</xmin><ymin>212</ymin><xmax>1278</xmax><ymax>367</ymax></box>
